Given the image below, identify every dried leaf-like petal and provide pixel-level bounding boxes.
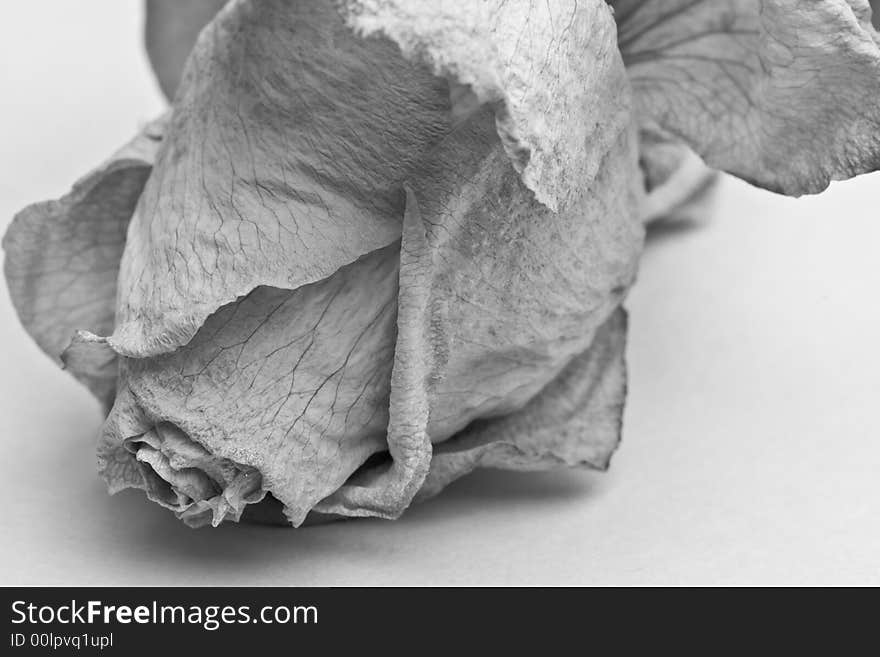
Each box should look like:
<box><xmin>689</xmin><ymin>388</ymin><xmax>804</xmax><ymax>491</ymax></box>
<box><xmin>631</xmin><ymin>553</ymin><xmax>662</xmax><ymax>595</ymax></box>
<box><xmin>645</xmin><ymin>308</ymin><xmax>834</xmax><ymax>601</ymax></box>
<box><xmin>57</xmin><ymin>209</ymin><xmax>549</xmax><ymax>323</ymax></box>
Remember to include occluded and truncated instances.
<box><xmin>614</xmin><ymin>0</ymin><xmax>880</xmax><ymax>195</ymax></box>
<box><xmin>144</xmin><ymin>0</ymin><xmax>228</xmax><ymax>99</ymax></box>
<box><xmin>100</xmin><ymin>246</ymin><xmax>399</xmax><ymax>526</ymax></box>
<box><xmin>417</xmin><ymin>308</ymin><xmax>628</xmax><ymax>501</ymax></box>
<box><xmin>404</xmin><ymin>111</ymin><xmax>639</xmax><ymax>442</ymax></box>
<box><xmin>2</xmin><ymin>118</ymin><xmax>165</xmax><ymax>405</ymax></box>
<box><xmin>112</xmin><ymin>0</ymin><xmax>455</xmax><ymax>357</ymax></box>
<box><xmin>340</xmin><ymin>0</ymin><xmax>624</xmax><ymax>211</ymax></box>
<box><xmin>316</xmin><ymin>0</ymin><xmax>643</xmax><ymax>513</ymax></box>
<box><xmin>102</xmin><ymin>405</ymin><xmax>265</xmax><ymax>527</ymax></box>
<box><xmin>115</xmin><ymin>0</ymin><xmax>634</xmax><ymax>359</ymax></box>
<box><xmin>320</xmin><ymin>106</ymin><xmax>642</xmax><ymax>514</ymax></box>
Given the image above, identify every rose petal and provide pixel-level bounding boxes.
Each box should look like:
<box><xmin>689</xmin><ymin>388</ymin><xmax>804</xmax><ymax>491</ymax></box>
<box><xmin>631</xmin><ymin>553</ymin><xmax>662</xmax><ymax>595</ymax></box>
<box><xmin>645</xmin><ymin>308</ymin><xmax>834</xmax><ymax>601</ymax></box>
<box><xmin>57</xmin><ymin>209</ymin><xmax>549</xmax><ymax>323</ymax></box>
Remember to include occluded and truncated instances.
<box><xmin>112</xmin><ymin>0</ymin><xmax>456</xmax><ymax>358</ymax></box>
<box><xmin>323</xmin><ymin>4</ymin><xmax>637</xmax><ymax>514</ymax></box>
<box><xmin>101</xmin><ymin>406</ymin><xmax>265</xmax><ymax>528</ymax></box>
<box><xmin>112</xmin><ymin>0</ymin><xmax>637</xmax><ymax>359</ymax></box>
<box><xmin>318</xmin><ymin>1</ymin><xmax>644</xmax><ymax>509</ymax></box>
<box><xmin>613</xmin><ymin>0</ymin><xmax>880</xmax><ymax>195</ymax></box>
<box><xmin>417</xmin><ymin>308</ymin><xmax>628</xmax><ymax>501</ymax></box>
<box><xmin>402</xmin><ymin>110</ymin><xmax>639</xmax><ymax>444</ymax></box>
<box><xmin>100</xmin><ymin>245</ymin><xmax>399</xmax><ymax>526</ymax></box>
<box><xmin>2</xmin><ymin>117</ymin><xmax>165</xmax><ymax>406</ymax></box>
<box><xmin>321</xmin><ymin>105</ymin><xmax>642</xmax><ymax>513</ymax></box>
<box><xmin>340</xmin><ymin>0</ymin><xmax>626</xmax><ymax>212</ymax></box>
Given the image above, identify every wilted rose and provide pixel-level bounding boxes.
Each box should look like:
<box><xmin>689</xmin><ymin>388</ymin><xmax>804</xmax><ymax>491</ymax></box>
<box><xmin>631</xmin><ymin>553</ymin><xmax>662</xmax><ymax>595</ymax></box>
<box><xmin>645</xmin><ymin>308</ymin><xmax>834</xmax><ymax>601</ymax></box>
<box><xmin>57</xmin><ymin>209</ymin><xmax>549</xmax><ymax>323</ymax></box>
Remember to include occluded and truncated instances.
<box><xmin>4</xmin><ymin>0</ymin><xmax>880</xmax><ymax>527</ymax></box>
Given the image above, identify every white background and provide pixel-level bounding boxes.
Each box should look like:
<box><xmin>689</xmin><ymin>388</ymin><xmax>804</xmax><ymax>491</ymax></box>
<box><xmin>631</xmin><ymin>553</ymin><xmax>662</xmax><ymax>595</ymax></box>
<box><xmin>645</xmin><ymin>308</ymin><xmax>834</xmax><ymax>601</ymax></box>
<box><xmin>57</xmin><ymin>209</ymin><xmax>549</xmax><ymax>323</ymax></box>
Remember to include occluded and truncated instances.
<box><xmin>1</xmin><ymin>1</ymin><xmax>879</xmax><ymax>585</ymax></box>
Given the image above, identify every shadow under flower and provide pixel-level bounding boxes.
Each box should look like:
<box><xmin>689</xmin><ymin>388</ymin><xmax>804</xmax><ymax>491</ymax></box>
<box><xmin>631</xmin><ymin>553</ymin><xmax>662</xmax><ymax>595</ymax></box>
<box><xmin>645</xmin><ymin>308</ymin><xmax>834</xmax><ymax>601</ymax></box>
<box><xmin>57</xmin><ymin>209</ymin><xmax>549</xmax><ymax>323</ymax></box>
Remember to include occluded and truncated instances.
<box><xmin>87</xmin><ymin>462</ymin><xmax>607</xmax><ymax>584</ymax></box>
<box><xmin>645</xmin><ymin>217</ymin><xmax>706</xmax><ymax>248</ymax></box>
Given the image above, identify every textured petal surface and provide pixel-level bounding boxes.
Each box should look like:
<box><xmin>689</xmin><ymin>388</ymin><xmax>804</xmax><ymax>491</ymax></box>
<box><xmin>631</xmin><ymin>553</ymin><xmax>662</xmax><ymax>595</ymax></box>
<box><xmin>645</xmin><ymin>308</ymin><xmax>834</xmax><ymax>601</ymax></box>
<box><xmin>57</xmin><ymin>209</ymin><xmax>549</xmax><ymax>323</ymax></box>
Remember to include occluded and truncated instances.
<box><xmin>101</xmin><ymin>410</ymin><xmax>266</xmax><ymax>528</ymax></box>
<box><xmin>315</xmin><ymin>0</ymin><xmax>643</xmax><ymax>513</ymax></box>
<box><xmin>102</xmin><ymin>106</ymin><xmax>643</xmax><ymax>524</ymax></box>
<box><xmin>321</xmin><ymin>106</ymin><xmax>642</xmax><ymax>517</ymax></box>
<box><xmin>613</xmin><ymin>0</ymin><xmax>880</xmax><ymax>195</ymax></box>
<box><xmin>400</xmin><ymin>111</ymin><xmax>640</xmax><ymax>443</ymax></box>
<box><xmin>341</xmin><ymin>0</ymin><xmax>623</xmax><ymax>211</ymax></box>
<box><xmin>417</xmin><ymin>308</ymin><xmax>628</xmax><ymax>501</ymax></box>
<box><xmin>2</xmin><ymin>118</ymin><xmax>165</xmax><ymax>405</ymax></box>
<box><xmin>112</xmin><ymin>0</ymin><xmax>455</xmax><ymax>357</ymax></box>
<box><xmin>100</xmin><ymin>246</ymin><xmax>398</xmax><ymax>526</ymax></box>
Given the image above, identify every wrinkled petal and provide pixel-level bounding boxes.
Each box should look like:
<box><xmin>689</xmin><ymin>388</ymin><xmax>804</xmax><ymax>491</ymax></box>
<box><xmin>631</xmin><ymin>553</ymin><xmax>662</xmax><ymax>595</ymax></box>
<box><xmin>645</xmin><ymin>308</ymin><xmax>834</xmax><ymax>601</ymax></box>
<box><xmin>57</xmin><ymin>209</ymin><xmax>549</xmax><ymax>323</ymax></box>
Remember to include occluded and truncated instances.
<box><xmin>312</xmin><ymin>0</ymin><xmax>642</xmax><ymax>514</ymax></box>
<box><xmin>341</xmin><ymin>0</ymin><xmax>625</xmax><ymax>212</ymax></box>
<box><xmin>401</xmin><ymin>111</ymin><xmax>639</xmax><ymax>444</ymax></box>
<box><xmin>2</xmin><ymin>117</ymin><xmax>165</xmax><ymax>406</ymax></box>
<box><xmin>319</xmin><ymin>0</ymin><xmax>641</xmax><ymax>517</ymax></box>
<box><xmin>417</xmin><ymin>308</ymin><xmax>628</xmax><ymax>500</ymax></box>
<box><xmin>103</xmin><ymin>411</ymin><xmax>265</xmax><ymax>528</ymax></box>
<box><xmin>112</xmin><ymin>0</ymin><xmax>631</xmax><ymax>359</ymax></box>
<box><xmin>312</xmin><ymin>187</ymin><xmax>434</xmax><ymax>520</ymax></box>
<box><xmin>112</xmin><ymin>0</ymin><xmax>456</xmax><ymax>358</ymax></box>
<box><xmin>321</xmin><ymin>105</ymin><xmax>642</xmax><ymax>515</ymax></box>
<box><xmin>613</xmin><ymin>0</ymin><xmax>880</xmax><ymax>195</ymax></box>
<box><xmin>145</xmin><ymin>0</ymin><xmax>228</xmax><ymax>99</ymax></box>
<box><xmin>100</xmin><ymin>246</ymin><xmax>398</xmax><ymax>526</ymax></box>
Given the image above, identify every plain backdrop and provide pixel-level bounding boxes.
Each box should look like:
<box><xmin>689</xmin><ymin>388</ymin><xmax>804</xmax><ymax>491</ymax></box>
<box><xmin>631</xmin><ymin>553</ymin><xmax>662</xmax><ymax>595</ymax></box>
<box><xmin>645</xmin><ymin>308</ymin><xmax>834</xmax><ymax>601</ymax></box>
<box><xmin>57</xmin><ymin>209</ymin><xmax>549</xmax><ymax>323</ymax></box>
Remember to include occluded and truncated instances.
<box><xmin>1</xmin><ymin>1</ymin><xmax>879</xmax><ymax>586</ymax></box>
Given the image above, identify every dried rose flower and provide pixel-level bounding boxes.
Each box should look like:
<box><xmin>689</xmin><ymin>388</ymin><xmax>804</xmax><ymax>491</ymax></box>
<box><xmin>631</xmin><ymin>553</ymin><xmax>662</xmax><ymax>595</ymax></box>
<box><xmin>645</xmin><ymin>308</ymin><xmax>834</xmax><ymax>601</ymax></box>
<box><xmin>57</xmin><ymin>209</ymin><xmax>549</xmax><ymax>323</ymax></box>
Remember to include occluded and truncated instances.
<box><xmin>4</xmin><ymin>0</ymin><xmax>880</xmax><ymax>527</ymax></box>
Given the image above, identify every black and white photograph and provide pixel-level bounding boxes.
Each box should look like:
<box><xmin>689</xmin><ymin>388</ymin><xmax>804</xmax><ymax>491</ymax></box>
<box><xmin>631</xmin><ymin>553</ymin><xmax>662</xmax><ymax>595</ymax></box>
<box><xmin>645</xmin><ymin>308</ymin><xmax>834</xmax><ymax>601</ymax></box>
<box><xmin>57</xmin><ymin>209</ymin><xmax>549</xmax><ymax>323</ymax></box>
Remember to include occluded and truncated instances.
<box><xmin>2</xmin><ymin>0</ymin><xmax>880</xmax><ymax>609</ymax></box>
